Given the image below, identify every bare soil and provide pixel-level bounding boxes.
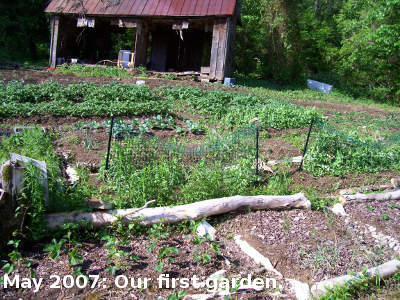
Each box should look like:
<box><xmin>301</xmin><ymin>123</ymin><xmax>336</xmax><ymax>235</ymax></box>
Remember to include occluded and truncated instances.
<box><xmin>213</xmin><ymin>209</ymin><xmax>395</xmax><ymax>286</ymax></box>
<box><xmin>346</xmin><ymin>201</ymin><xmax>400</xmax><ymax>240</ymax></box>
<box><xmin>0</xmin><ymin>228</ymin><xmax>276</xmax><ymax>299</ymax></box>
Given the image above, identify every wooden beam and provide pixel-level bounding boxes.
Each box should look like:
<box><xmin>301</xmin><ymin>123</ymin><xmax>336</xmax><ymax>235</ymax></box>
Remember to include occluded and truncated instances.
<box><xmin>111</xmin><ymin>18</ymin><xmax>138</xmax><ymax>28</ymax></box>
<box><xmin>49</xmin><ymin>16</ymin><xmax>60</xmax><ymax>68</ymax></box>
<box><xmin>209</xmin><ymin>18</ymin><xmax>229</xmax><ymax>81</ymax></box>
<box><xmin>134</xmin><ymin>20</ymin><xmax>149</xmax><ymax>67</ymax></box>
<box><xmin>216</xmin><ymin>19</ymin><xmax>228</xmax><ymax>80</ymax></box>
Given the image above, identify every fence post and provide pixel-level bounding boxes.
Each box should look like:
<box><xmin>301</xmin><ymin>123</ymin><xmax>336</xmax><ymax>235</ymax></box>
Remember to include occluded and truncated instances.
<box><xmin>105</xmin><ymin>115</ymin><xmax>115</xmax><ymax>177</ymax></box>
<box><xmin>299</xmin><ymin>117</ymin><xmax>315</xmax><ymax>171</ymax></box>
<box><xmin>255</xmin><ymin>123</ymin><xmax>260</xmax><ymax>176</ymax></box>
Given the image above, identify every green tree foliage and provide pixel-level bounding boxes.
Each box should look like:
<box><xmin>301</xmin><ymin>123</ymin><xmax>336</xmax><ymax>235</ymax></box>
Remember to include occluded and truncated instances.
<box><xmin>235</xmin><ymin>0</ymin><xmax>399</xmax><ymax>103</ymax></box>
<box><xmin>335</xmin><ymin>0</ymin><xmax>400</xmax><ymax>102</ymax></box>
<box><xmin>0</xmin><ymin>0</ymin><xmax>49</xmax><ymax>60</ymax></box>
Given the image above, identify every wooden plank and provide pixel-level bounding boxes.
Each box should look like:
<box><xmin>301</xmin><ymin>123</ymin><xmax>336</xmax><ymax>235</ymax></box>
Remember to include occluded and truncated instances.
<box><xmin>209</xmin><ymin>20</ymin><xmax>220</xmax><ymax>80</ymax></box>
<box><xmin>216</xmin><ymin>19</ymin><xmax>228</xmax><ymax>80</ymax></box>
<box><xmin>49</xmin><ymin>16</ymin><xmax>60</xmax><ymax>68</ymax></box>
<box><xmin>134</xmin><ymin>21</ymin><xmax>149</xmax><ymax>67</ymax></box>
<box><xmin>201</xmin><ymin>66</ymin><xmax>210</xmax><ymax>74</ymax></box>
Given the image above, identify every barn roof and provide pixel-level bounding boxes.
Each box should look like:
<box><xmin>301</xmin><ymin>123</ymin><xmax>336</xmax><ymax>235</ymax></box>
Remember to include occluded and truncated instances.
<box><xmin>45</xmin><ymin>0</ymin><xmax>238</xmax><ymax>17</ymax></box>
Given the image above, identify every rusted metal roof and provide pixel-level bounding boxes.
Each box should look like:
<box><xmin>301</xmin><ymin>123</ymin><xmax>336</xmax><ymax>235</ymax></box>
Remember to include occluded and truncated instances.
<box><xmin>45</xmin><ymin>0</ymin><xmax>237</xmax><ymax>17</ymax></box>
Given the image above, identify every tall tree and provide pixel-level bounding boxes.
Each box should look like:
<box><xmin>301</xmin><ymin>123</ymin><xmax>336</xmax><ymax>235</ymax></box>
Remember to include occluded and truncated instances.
<box><xmin>0</xmin><ymin>0</ymin><xmax>49</xmax><ymax>60</ymax></box>
<box><xmin>336</xmin><ymin>0</ymin><xmax>400</xmax><ymax>102</ymax></box>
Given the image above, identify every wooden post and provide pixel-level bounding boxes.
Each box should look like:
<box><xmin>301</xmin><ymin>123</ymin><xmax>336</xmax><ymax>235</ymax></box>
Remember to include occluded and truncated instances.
<box><xmin>49</xmin><ymin>16</ymin><xmax>60</xmax><ymax>68</ymax></box>
<box><xmin>134</xmin><ymin>20</ymin><xmax>149</xmax><ymax>67</ymax></box>
<box><xmin>209</xmin><ymin>17</ymin><xmax>237</xmax><ymax>82</ymax></box>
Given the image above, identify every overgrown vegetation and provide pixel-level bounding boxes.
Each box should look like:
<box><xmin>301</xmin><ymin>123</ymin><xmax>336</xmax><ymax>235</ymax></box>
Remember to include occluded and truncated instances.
<box><xmin>305</xmin><ymin>123</ymin><xmax>400</xmax><ymax>176</ymax></box>
<box><xmin>161</xmin><ymin>86</ymin><xmax>322</xmax><ymax>129</ymax></box>
<box><xmin>236</xmin><ymin>0</ymin><xmax>400</xmax><ymax>103</ymax></box>
<box><xmin>0</xmin><ymin>130</ymin><xmax>91</xmax><ymax>239</ymax></box>
<box><xmin>100</xmin><ymin>131</ymin><xmax>256</xmax><ymax>209</ymax></box>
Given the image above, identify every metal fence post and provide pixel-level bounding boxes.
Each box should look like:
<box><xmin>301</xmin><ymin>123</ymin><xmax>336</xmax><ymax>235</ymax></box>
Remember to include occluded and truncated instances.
<box><xmin>255</xmin><ymin>124</ymin><xmax>260</xmax><ymax>176</ymax></box>
<box><xmin>105</xmin><ymin>115</ymin><xmax>115</xmax><ymax>176</ymax></box>
<box><xmin>299</xmin><ymin>117</ymin><xmax>315</xmax><ymax>171</ymax></box>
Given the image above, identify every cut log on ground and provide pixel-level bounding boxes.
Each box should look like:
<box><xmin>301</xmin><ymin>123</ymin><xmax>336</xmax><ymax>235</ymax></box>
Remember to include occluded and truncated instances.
<box><xmin>311</xmin><ymin>259</ymin><xmax>400</xmax><ymax>297</ymax></box>
<box><xmin>339</xmin><ymin>184</ymin><xmax>393</xmax><ymax>195</ymax></box>
<box><xmin>267</xmin><ymin>156</ymin><xmax>303</xmax><ymax>166</ymax></box>
<box><xmin>47</xmin><ymin>193</ymin><xmax>311</xmax><ymax>229</ymax></box>
<box><xmin>339</xmin><ymin>190</ymin><xmax>400</xmax><ymax>204</ymax></box>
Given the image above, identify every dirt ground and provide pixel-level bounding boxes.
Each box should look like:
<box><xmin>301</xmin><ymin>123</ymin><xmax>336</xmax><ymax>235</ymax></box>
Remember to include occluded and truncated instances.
<box><xmin>214</xmin><ymin>209</ymin><xmax>395</xmax><ymax>285</ymax></box>
<box><xmin>0</xmin><ymin>226</ymin><xmax>276</xmax><ymax>299</ymax></box>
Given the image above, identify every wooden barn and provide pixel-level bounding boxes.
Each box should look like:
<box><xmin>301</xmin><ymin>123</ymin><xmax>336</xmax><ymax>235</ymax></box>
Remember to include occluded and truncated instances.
<box><xmin>45</xmin><ymin>0</ymin><xmax>241</xmax><ymax>81</ymax></box>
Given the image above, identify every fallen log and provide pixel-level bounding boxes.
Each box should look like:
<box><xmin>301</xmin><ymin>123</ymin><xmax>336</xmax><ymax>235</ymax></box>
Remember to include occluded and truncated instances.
<box><xmin>47</xmin><ymin>193</ymin><xmax>311</xmax><ymax>229</ymax></box>
<box><xmin>339</xmin><ymin>184</ymin><xmax>393</xmax><ymax>195</ymax></box>
<box><xmin>311</xmin><ymin>259</ymin><xmax>400</xmax><ymax>297</ymax></box>
<box><xmin>340</xmin><ymin>190</ymin><xmax>400</xmax><ymax>204</ymax></box>
<box><xmin>267</xmin><ymin>156</ymin><xmax>303</xmax><ymax>166</ymax></box>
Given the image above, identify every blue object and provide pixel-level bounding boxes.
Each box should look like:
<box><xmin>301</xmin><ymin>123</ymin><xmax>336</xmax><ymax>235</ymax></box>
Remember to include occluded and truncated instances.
<box><xmin>307</xmin><ymin>79</ymin><xmax>333</xmax><ymax>94</ymax></box>
<box><xmin>119</xmin><ymin>50</ymin><xmax>134</xmax><ymax>68</ymax></box>
<box><xmin>224</xmin><ymin>77</ymin><xmax>236</xmax><ymax>87</ymax></box>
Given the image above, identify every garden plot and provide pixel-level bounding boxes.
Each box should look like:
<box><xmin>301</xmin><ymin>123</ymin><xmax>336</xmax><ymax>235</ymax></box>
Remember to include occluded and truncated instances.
<box><xmin>0</xmin><ymin>224</ymin><xmax>284</xmax><ymax>299</ymax></box>
<box><xmin>345</xmin><ymin>201</ymin><xmax>400</xmax><ymax>247</ymax></box>
<box><xmin>1</xmin><ymin>71</ymin><xmax>400</xmax><ymax>299</ymax></box>
<box><xmin>214</xmin><ymin>209</ymin><xmax>396</xmax><ymax>285</ymax></box>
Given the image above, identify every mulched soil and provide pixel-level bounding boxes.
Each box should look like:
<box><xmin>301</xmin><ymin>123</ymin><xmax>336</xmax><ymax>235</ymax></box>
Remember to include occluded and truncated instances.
<box><xmin>260</xmin><ymin>139</ymin><xmax>302</xmax><ymax>161</ymax></box>
<box><xmin>213</xmin><ymin>209</ymin><xmax>396</xmax><ymax>286</ymax></box>
<box><xmin>290</xmin><ymin>170</ymin><xmax>400</xmax><ymax>195</ymax></box>
<box><xmin>0</xmin><ymin>228</ymin><xmax>279</xmax><ymax>299</ymax></box>
<box><xmin>346</xmin><ymin>200</ymin><xmax>400</xmax><ymax>241</ymax></box>
<box><xmin>0</xmin><ymin>69</ymin><xmax>243</xmax><ymax>93</ymax></box>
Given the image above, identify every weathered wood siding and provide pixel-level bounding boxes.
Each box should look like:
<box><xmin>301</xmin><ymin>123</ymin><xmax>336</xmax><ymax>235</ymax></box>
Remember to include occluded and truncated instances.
<box><xmin>209</xmin><ymin>16</ymin><xmax>237</xmax><ymax>81</ymax></box>
<box><xmin>49</xmin><ymin>16</ymin><xmax>60</xmax><ymax>68</ymax></box>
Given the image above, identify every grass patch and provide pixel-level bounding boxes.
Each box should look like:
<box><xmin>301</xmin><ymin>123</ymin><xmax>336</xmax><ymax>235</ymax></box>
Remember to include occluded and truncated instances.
<box><xmin>55</xmin><ymin>64</ymin><xmax>131</xmax><ymax>78</ymax></box>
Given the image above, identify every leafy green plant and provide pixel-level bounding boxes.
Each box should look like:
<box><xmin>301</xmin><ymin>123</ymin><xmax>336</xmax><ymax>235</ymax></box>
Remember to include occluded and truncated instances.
<box><xmin>0</xmin><ymin>81</ymin><xmax>171</xmax><ymax>118</ymax></box>
<box><xmin>102</xmin><ymin>234</ymin><xmax>138</xmax><ymax>275</ymax></box>
<box><xmin>193</xmin><ymin>249</ymin><xmax>212</xmax><ymax>265</ymax></box>
<box><xmin>68</xmin><ymin>248</ymin><xmax>83</xmax><ymax>267</ymax></box>
<box><xmin>44</xmin><ymin>238</ymin><xmax>65</xmax><ymax>261</ymax></box>
<box><xmin>155</xmin><ymin>246</ymin><xmax>179</xmax><ymax>272</ymax></box>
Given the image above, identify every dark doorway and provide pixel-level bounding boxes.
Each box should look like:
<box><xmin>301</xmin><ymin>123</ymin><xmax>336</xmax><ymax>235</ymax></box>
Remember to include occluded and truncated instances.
<box><xmin>150</xmin><ymin>27</ymin><xmax>209</xmax><ymax>72</ymax></box>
